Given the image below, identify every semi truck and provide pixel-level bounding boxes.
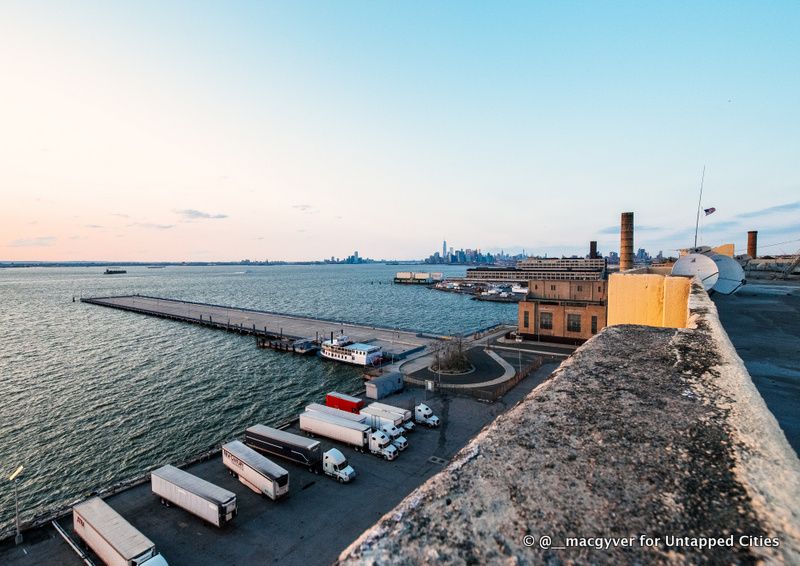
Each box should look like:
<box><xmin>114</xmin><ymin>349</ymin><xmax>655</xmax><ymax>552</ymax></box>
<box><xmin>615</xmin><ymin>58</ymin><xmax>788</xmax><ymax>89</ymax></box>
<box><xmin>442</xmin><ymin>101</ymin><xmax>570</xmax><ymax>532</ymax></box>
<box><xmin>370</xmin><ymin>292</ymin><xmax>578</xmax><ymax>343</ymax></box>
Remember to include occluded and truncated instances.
<box><xmin>150</xmin><ymin>465</ymin><xmax>237</xmax><ymax>527</ymax></box>
<box><xmin>245</xmin><ymin>424</ymin><xmax>356</xmax><ymax>482</ymax></box>
<box><xmin>299</xmin><ymin>411</ymin><xmax>397</xmax><ymax>460</ymax></box>
<box><xmin>359</xmin><ymin>407</ymin><xmax>408</xmax><ymax>451</ymax></box>
<box><xmin>222</xmin><ymin>440</ymin><xmax>289</xmax><ymax>500</ymax></box>
<box><xmin>325</xmin><ymin>391</ymin><xmax>364</xmax><ymax>414</ymax></box>
<box><xmin>73</xmin><ymin>497</ymin><xmax>169</xmax><ymax>566</ymax></box>
<box><xmin>415</xmin><ymin>403</ymin><xmax>441</xmax><ymax>427</ymax></box>
<box><xmin>368</xmin><ymin>402</ymin><xmax>415</xmax><ymax>432</ymax></box>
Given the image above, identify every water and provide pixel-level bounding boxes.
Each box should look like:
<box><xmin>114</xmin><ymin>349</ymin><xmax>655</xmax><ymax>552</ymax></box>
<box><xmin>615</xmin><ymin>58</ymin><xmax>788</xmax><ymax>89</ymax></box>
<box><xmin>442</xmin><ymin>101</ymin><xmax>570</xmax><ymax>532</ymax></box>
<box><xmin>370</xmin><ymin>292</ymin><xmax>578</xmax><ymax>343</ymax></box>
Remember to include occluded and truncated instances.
<box><xmin>0</xmin><ymin>264</ymin><xmax>514</xmax><ymax>531</ymax></box>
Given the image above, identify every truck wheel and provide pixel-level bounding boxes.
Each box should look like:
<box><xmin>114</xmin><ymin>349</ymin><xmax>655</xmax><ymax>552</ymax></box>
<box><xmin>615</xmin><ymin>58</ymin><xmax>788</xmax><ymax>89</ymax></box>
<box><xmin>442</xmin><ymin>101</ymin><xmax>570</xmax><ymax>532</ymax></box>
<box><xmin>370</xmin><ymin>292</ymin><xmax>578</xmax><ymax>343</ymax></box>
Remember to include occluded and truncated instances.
<box><xmin>338</xmin><ymin>476</ymin><xmax>344</xmax><ymax>483</ymax></box>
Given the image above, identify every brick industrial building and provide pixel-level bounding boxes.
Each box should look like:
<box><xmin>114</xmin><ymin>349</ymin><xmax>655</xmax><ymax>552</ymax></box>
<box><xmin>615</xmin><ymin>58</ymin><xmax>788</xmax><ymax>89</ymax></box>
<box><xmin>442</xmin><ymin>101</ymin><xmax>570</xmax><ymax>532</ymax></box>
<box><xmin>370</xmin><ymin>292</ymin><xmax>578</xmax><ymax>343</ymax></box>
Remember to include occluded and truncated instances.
<box><xmin>515</xmin><ymin>256</ymin><xmax>608</xmax><ymax>344</ymax></box>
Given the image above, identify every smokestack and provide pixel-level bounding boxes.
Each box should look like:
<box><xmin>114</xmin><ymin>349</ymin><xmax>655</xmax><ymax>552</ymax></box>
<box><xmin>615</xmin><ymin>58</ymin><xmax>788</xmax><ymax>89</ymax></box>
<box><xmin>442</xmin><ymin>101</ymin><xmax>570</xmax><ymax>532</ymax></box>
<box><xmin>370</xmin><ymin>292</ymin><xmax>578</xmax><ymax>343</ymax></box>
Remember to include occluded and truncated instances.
<box><xmin>747</xmin><ymin>231</ymin><xmax>758</xmax><ymax>259</ymax></box>
<box><xmin>589</xmin><ymin>241</ymin><xmax>598</xmax><ymax>259</ymax></box>
<box><xmin>620</xmin><ymin>212</ymin><xmax>634</xmax><ymax>271</ymax></box>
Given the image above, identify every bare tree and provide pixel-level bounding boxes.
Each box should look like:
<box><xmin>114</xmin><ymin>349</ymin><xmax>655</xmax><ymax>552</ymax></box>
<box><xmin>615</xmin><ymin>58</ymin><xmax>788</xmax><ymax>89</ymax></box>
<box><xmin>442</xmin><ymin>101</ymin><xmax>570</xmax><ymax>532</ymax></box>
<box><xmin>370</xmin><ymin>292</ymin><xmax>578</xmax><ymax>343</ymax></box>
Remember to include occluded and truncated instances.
<box><xmin>431</xmin><ymin>336</ymin><xmax>471</xmax><ymax>373</ymax></box>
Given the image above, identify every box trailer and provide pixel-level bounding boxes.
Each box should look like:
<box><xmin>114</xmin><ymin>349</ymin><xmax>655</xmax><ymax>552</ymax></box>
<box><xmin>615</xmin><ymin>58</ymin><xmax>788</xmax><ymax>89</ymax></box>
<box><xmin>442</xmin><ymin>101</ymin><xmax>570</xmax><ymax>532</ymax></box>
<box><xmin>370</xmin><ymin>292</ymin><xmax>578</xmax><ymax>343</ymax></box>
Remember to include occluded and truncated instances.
<box><xmin>300</xmin><ymin>411</ymin><xmax>397</xmax><ymax>460</ymax></box>
<box><xmin>368</xmin><ymin>402</ymin><xmax>415</xmax><ymax>432</ymax></box>
<box><xmin>245</xmin><ymin>424</ymin><xmax>355</xmax><ymax>482</ymax></box>
<box><xmin>361</xmin><ymin>406</ymin><xmax>405</xmax><ymax>428</ymax></box>
<box><xmin>222</xmin><ymin>440</ymin><xmax>289</xmax><ymax>500</ymax></box>
<box><xmin>306</xmin><ymin>403</ymin><xmax>368</xmax><ymax>424</ymax></box>
<box><xmin>151</xmin><ymin>465</ymin><xmax>236</xmax><ymax>528</ymax></box>
<box><xmin>300</xmin><ymin>411</ymin><xmax>370</xmax><ymax>450</ymax></box>
<box><xmin>365</xmin><ymin>372</ymin><xmax>404</xmax><ymax>400</ymax></box>
<box><xmin>73</xmin><ymin>497</ymin><xmax>168</xmax><ymax>566</ymax></box>
<box><xmin>325</xmin><ymin>391</ymin><xmax>364</xmax><ymax>414</ymax></box>
<box><xmin>245</xmin><ymin>424</ymin><xmax>321</xmax><ymax>470</ymax></box>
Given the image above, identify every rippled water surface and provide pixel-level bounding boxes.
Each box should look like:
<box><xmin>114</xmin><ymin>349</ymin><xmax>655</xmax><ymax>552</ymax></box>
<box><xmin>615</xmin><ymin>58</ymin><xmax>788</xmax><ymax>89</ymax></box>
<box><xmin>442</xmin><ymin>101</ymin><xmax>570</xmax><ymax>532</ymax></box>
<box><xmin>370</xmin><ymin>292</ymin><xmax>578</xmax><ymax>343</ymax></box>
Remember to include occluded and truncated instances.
<box><xmin>0</xmin><ymin>264</ymin><xmax>515</xmax><ymax>530</ymax></box>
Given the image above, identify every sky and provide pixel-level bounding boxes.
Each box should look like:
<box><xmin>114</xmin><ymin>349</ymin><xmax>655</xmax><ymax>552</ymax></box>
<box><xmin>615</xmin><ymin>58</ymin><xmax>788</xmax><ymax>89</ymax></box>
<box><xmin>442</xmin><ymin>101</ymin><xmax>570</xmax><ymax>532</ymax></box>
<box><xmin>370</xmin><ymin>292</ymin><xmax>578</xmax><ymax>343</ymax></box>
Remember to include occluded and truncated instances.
<box><xmin>1</xmin><ymin>1</ymin><xmax>799</xmax><ymax>261</ymax></box>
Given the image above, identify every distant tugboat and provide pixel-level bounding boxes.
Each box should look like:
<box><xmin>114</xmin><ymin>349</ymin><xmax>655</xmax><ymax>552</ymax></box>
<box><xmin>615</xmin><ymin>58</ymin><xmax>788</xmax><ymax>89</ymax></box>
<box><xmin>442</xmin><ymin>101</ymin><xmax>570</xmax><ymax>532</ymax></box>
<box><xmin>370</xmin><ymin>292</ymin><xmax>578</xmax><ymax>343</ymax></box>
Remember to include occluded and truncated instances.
<box><xmin>104</xmin><ymin>268</ymin><xmax>127</xmax><ymax>275</ymax></box>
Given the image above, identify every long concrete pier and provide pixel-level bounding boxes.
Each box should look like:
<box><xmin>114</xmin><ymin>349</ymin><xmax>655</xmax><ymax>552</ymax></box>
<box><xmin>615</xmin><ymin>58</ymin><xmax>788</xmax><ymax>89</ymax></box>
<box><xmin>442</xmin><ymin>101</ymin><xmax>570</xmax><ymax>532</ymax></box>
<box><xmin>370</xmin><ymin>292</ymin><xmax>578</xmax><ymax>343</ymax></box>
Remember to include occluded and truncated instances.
<box><xmin>81</xmin><ymin>295</ymin><xmax>437</xmax><ymax>358</ymax></box>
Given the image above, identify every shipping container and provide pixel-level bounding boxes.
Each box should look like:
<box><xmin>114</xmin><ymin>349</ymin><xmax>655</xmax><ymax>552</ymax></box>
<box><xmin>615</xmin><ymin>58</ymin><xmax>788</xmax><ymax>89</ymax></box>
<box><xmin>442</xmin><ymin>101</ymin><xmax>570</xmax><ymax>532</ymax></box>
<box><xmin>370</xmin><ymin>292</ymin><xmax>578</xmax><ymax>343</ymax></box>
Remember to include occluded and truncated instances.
<box><xmin>245</xmin><ymin>424</ymin><xmax>322</xmax><ymax>471</ymax></box>
<box><xmin>73</xmin><ymin>497</ymin><xmax>168</xmax><ymax>566</ymax></box>
<box><xmin>325</xmin><ymin>391</ymin><xmax>365</xmax><ymax>414</ymax></box>
<box><xmin>365</xmin><ymin>373</ymin><xmax>404</xmax><ymax>400</ymax></box>
<box><xmin>222</xmin><ymin>440</ymin><xmax>289</xmax><ymax>500</ymax></box>
<box><xmin>151</xmin><ymin>465</ymin><xmax>236</xmax><ymax>527</ymax></box>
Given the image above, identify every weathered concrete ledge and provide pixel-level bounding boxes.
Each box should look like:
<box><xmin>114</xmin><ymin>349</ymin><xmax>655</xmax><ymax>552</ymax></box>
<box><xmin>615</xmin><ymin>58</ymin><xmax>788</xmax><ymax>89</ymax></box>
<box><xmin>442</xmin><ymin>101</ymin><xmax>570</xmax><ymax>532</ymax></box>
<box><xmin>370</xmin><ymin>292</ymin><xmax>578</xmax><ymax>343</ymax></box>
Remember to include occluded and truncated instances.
<box><xmin>338</xmin><ymin>282</ymin><xmax>800</xmax><ymax>564</ymax></box>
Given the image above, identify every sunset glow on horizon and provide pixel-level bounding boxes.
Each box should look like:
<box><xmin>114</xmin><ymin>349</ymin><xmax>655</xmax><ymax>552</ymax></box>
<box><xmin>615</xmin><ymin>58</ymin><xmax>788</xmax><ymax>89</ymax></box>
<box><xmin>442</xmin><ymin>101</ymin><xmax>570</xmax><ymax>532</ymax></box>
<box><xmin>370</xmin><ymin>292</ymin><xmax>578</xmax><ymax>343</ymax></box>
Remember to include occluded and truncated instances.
<box><xmin>2</xmin><ymin>1</ymin><xmax>799</xmax><ymax>261</ymax></box>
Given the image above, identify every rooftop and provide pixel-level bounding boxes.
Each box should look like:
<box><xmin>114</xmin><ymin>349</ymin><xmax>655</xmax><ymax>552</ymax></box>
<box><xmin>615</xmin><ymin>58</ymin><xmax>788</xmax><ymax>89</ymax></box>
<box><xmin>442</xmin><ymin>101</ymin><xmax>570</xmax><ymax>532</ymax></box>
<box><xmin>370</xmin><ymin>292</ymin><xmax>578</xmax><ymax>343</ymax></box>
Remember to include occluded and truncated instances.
<box><xmin>338</xmin><ymin>281</ymin><xmax>800</xmax><ymax>564</ymax></box>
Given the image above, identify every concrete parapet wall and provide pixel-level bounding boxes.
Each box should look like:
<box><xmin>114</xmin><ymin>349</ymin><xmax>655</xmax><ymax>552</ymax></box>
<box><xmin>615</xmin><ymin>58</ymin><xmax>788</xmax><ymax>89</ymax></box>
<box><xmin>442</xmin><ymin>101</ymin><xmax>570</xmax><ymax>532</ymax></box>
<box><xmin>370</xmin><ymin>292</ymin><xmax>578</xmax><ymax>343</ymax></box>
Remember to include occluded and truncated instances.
<box><xmin>338</xmin><ymin>282</ymin><xmax>800</xmax><ymax>564</ymax></box>
<box><xmin>607</xmin><ymin>271</ymin><xmax>691</xmax><ymax>328</ymax></box>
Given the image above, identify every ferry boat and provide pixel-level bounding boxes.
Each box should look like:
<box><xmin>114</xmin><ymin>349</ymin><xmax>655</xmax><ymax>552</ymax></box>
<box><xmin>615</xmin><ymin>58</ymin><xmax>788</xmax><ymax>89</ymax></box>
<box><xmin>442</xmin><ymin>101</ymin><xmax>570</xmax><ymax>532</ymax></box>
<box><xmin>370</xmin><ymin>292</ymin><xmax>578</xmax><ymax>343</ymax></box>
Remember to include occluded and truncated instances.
<box><xmin>320</xmin><ymin>335</ymin><xmax>382</xmax><ymax>366</ymax></box>
<box><xmin>104</xmin><ymin>268</ymin><xmax>127</xmax><ymax>275</ymax></box>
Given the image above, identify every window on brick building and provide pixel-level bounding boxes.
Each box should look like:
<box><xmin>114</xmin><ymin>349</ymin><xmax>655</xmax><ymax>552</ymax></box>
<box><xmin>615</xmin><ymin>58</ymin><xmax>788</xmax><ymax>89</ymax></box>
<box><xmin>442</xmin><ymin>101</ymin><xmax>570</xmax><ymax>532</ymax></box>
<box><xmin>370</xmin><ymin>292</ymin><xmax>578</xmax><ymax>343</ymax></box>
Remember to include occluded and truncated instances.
<box><xmin>567</xmin><ymin>314</ymin><xmax>581</xmax><ymax>332</ymax></box>
<box><xmin>540</xmin><ymin>312</ymin><xmax>553</xmax><ymax>330</ymax></box>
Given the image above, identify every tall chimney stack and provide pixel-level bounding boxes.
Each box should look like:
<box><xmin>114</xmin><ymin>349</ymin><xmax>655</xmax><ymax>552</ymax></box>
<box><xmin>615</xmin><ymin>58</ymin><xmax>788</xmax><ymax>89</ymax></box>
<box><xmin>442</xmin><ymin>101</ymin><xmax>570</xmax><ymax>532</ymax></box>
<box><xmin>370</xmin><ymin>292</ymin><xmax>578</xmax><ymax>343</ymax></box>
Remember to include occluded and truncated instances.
<box><xmin>620</xmin><ymin>212</ymin><xmax>634</xmax><ymax>271</ymax></box>
<box><xmin>589</xmin><ymin>241</ymin><xmax>598</xmax><ymax>259</ymax></box>
<box><xmin>747</xmin><ymin>231</ymin><xmax>758</xmax><ymax>259</ymax></box>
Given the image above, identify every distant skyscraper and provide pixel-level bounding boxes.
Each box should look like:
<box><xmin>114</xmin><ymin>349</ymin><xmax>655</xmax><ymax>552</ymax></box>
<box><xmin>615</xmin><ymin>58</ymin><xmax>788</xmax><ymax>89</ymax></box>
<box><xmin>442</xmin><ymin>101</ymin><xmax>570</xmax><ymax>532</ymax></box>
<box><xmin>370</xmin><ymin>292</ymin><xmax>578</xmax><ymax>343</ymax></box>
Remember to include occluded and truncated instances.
<box><xmin>354</xmin><ymin>251</ymin><xmax>359</xmax><ymax>259</ymax></box>
<box><xmin>443</xmin><ymin>240</ymin><xmax>447</xmax><ymax>258</ymax></box>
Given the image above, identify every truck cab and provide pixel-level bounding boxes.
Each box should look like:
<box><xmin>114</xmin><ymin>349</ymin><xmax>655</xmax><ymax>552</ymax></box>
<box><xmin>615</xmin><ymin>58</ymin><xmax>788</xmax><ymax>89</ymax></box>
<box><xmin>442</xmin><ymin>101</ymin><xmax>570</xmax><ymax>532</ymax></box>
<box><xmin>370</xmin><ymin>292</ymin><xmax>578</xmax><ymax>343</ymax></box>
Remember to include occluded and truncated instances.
<box><xmin>368</xmin><ymin>430</ymin><xmax>398</xmax><ymax>461</ymax></box>
<box><xmin>322</xmin><ymin>448</ymin><xmax>356</xmax><ymax>483</ymax></box>
<box><xmin>400</xmin><ymin>420</ymin><xmax>415</xmax><ymax>433</ymax></box>
<box><xmin>380</xmin><ymin>424</ymin><xmax>408</xmax><ymax>451</ymax></box>
<box><xmin>414</xmin><ymin>403</ymin><xmax>440</xmax><ymax>427</ymax></box>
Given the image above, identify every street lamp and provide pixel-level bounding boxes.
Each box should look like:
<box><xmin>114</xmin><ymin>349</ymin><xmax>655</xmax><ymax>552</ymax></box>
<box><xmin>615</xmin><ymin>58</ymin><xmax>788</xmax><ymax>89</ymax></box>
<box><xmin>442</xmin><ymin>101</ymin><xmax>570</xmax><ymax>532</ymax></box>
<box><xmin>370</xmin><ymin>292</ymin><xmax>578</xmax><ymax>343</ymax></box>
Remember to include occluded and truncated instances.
<box><xmin>9</xmin><ymin>465</ymin><xmax>23</xmax><ymax>545</ymax></box>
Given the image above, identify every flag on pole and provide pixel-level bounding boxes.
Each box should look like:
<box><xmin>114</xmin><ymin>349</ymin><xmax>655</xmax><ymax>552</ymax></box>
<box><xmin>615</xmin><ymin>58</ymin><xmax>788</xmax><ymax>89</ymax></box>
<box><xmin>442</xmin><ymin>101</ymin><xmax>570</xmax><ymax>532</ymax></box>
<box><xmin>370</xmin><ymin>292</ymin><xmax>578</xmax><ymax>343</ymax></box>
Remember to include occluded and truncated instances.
<box><xmin>704</xmin><ymin>207</ymin><xmax>716</xmax><ymax>216</ymax></box>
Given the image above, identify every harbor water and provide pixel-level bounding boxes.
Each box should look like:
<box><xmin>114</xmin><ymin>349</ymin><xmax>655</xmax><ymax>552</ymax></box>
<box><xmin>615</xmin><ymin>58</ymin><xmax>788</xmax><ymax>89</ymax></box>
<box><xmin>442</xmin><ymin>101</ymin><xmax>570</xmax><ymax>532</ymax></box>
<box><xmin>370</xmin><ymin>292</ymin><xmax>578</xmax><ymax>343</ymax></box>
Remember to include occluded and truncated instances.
<box><xmin>0</xmin><ymin>264</ymin><xmax>515</xmax><ymax>532</ymax></box>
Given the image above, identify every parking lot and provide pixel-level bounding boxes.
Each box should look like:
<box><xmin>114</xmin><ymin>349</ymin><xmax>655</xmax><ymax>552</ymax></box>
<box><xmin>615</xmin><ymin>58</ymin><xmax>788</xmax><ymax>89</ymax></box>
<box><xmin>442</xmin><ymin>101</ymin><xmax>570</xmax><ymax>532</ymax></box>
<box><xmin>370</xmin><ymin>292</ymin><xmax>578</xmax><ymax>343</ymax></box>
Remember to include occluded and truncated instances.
<box><xmin>1</xmin><ymin>362</ymin><xmax>558</xmax><ymax>566</ymax></box>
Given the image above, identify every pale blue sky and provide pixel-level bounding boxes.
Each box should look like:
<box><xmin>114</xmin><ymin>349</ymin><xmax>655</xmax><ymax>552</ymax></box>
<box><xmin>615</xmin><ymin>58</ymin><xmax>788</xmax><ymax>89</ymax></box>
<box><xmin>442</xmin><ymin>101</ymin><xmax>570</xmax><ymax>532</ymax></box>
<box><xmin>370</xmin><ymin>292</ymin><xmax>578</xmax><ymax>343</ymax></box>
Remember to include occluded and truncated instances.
<box><xmin>1</xmin><ymin>1</ymin><xmax>798</xmax><ymax>260</ymax></box>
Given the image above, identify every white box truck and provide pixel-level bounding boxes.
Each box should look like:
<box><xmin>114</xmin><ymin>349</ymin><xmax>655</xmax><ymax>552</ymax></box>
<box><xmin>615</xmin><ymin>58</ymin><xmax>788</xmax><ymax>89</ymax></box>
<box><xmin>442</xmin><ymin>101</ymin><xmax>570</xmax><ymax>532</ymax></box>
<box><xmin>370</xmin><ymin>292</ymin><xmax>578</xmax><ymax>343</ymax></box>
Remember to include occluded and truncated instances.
<box><xmin>368</xmin><ymin>402</ymin><xmax>415</xmax><ymax>432</ymax></box>
<box><xmin>222</xmin><ymin>440</ymin><xmax>289</xmax><ymax>500</ymax></box>
<box><xmin>151</xmin><ymin>465</ymin><xmax>237</xmax><ymax>527</ymax></box>
<box><xmin>359</xmin><ymin>407</ymin><xmax>408</xmax><ymax>451</ymax></box>
<box><xmin>299</xmin><ymin>411</ymin><xmax>397</xmax><ymax>460</ymax></box>
<box><xmin>73</xmin><ymin>497</ymin><xmax>169</xmax><ymax>566</ymax></box>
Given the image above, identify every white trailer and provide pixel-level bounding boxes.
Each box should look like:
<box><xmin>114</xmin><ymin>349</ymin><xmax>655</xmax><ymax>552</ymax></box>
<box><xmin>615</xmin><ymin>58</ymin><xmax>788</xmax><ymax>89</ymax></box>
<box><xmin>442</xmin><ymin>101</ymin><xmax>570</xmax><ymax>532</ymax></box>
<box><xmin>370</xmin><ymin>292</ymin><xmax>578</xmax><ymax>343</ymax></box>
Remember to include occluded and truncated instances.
<box><xmin>72</xmin><ymin>497</ymin><xmax>169</xmax><ymax>566</ymax></box>
<box><xmin>299</xmin><ymin>411</ymin><xmax>370</xmax><ymax>450</ymax></box>
<box><xmin>151</xmin><ymin>465</ymin><xmax>237</xmax><ymax>527</ymax></box>
<box><xmin>306</xmin><ymin>403</ymin><xmax>368</xmax><ymax>424</ymax></box>
<box><xmin>222</xmin><ymin>440</ymin><xmax>289</xmax><ymax>500</ymax></box>
<box><xmin>359</xmin><ymin>407</ymin><xmax>408</xmax><ymax>451</ymax></box>
<box><xmin>360</xmin><ymin>406</ymin><xmax>404</xmax><ymax>428</ymax></box>
<box><xmin>368</xmin><ymin>402</ymin><xmax>415</xmax><ymax>432</ymax></box>
<box><xmin>299</xmin><ymin>412</ymin><xmax>397</xmax><ymax>460</ymax></box>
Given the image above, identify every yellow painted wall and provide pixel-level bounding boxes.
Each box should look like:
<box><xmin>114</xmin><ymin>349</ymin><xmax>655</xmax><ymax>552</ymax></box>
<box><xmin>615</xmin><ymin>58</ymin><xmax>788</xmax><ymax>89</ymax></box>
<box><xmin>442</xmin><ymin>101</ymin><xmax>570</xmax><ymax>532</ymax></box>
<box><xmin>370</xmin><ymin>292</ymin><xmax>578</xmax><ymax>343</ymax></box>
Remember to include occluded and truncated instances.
<box><xmin>711</xmin><ymin>243</ymin><xmax>735</xmax><ymax>257</ymax></box>
<box><xmin>608</xmin><ymin>273</ymin><xmax>691</xmax><ymax>328</ymax></box>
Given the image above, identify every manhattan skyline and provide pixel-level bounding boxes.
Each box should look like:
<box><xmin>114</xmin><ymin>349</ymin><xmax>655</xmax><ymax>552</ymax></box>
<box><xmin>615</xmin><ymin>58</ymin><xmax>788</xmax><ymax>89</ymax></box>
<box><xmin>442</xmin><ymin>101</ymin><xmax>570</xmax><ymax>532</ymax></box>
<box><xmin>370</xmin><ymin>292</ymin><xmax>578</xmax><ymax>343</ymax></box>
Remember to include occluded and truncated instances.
<box><xmin>2</xmin><ymin>1</ymin><xmax>799</xmax><ymax>262</ymax></box>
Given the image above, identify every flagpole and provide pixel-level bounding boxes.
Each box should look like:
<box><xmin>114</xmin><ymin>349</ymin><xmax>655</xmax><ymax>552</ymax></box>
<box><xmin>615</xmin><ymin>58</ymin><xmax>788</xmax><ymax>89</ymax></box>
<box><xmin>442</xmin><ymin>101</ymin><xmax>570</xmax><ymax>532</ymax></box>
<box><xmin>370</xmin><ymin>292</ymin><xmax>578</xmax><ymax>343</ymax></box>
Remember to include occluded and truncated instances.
<box><xmin>694</xmin><ymin>165</ymin><xmax>706</xmax><ymax>248</ymax></box>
